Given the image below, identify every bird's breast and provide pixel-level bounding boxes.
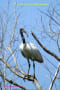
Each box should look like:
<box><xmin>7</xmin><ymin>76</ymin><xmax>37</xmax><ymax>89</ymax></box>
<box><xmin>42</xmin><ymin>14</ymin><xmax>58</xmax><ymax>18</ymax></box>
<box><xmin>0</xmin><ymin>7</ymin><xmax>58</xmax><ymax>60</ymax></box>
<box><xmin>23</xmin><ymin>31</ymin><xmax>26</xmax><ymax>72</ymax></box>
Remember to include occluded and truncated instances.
<box><xmin>20</xmin><ymin>43</ymin><xmax>31</xmax><ymax>59</ymax></box>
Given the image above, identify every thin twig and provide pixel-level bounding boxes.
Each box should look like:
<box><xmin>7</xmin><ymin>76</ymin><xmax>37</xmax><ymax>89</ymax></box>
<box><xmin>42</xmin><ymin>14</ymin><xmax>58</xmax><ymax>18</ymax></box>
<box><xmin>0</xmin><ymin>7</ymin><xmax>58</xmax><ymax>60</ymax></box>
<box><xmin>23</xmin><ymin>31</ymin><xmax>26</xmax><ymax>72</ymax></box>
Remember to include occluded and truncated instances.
<box><xmin>9</xmin><ymin>4</ymin><xmax>17</xmax><ymax>46</ymax></box>
<box><xmin>7</xmin><ymin>46</ymin><xmax>26</xmax><ymax>75</ymax></box>
<box><xmin>49</xmin><ymin>63</ymin><xmax>60</xmax><ymax>90</ymax></box>
<box><xmin>39</xmin><ymin>10</ymin><xmax>60</xmax><ymax>26</ymax></box>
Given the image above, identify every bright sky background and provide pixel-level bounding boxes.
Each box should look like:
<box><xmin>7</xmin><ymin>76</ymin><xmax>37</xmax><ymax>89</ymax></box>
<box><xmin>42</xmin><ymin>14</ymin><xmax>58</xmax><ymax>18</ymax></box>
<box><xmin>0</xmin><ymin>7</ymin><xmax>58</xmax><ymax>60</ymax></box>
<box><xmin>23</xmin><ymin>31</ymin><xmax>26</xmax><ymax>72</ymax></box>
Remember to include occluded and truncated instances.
<box><xmin>0</xmin><ymin>0</ymin><xmax>60</xmax><ymax>90</ymax></box>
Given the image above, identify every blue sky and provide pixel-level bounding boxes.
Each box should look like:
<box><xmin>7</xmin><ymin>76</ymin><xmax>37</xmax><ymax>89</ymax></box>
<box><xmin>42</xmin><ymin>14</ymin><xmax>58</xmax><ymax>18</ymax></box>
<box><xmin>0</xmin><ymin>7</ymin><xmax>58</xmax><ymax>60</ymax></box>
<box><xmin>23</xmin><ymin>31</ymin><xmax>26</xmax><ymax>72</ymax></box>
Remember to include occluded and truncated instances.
<box><xmin>0</xmin><ymin>0</ymin><xmax>60</xmax><ymax>90</ymax></box>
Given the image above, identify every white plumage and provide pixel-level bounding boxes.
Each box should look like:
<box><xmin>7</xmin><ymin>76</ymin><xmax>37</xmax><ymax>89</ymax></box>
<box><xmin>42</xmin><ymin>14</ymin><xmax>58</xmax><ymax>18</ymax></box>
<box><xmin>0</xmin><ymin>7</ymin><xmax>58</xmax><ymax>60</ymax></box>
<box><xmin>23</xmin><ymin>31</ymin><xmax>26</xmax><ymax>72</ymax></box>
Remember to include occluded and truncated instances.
<box><xmin>19</xmin><ymin>28</ymin><xmax>43</xmax><ymax>78</ymax></box>
<box><xmin>20</xmin><ymin>42</ymin><xmax>43</xmax><ymax>63</ymax></box>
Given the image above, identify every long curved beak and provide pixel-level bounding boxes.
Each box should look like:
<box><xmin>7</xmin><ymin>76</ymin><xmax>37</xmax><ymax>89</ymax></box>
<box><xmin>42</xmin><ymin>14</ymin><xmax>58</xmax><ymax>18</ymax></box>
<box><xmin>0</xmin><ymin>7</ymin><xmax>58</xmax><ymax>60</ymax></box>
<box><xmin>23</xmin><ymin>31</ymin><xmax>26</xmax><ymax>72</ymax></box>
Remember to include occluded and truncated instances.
<box><xmin>23</xmin><ymin>30</ymin><xmax>28</xmax><ymax>37</ymax></box>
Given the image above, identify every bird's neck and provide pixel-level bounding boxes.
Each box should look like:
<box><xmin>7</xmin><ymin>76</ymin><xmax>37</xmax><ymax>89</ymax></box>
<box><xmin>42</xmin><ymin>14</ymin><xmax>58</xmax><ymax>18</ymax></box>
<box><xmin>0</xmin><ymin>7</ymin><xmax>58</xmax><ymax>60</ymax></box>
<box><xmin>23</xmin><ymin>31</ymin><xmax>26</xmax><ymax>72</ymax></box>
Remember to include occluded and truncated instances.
<box><xmin>21</xmin><ymin>33</ymin><xmax>26</xmax><ymax>44</ymax></box>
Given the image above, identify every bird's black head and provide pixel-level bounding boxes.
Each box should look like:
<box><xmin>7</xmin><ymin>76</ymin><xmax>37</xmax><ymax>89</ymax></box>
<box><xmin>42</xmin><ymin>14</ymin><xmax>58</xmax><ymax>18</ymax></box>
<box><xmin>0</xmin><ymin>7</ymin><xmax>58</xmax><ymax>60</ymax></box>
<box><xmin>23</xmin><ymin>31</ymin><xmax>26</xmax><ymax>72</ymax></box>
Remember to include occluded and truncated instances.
<box><xmin>20</xmin><ymin>28</ymin><xmax>28</xmax><ymax>37</ymax></box>
<box><xmin>20</xmin><ymin>28</ymin><xmax>28</xmax><ymax>44</ymax></box>
<box><xmin>20</xmin><ymin>28</ymin><xmax>25</xmax><ymax>34</ymax></box>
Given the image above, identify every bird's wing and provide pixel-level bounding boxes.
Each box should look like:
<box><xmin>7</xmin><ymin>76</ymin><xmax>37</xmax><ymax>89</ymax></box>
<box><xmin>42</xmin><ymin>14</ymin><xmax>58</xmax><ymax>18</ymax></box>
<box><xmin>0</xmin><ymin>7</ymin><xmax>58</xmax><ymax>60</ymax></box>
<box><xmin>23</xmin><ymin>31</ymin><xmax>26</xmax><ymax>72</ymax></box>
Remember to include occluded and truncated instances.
<box><xmin>29</xmin><ymin>43</ymin><xmax>43</xmax><ymax>63</ymax></box>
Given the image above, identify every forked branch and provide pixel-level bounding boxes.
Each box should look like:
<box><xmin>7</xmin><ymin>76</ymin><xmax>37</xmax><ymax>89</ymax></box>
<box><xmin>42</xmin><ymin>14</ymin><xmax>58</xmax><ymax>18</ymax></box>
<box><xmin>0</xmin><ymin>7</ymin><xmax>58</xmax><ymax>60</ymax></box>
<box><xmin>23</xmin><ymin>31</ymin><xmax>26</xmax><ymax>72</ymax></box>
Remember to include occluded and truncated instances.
<box><xmin>0</xmin><ymin>57</ymin><xmax>41</xmax><ymax>90</ymax></box>
<box><xmin>0</xmin><ymin>72</ymin><xmax>26</xmax><ymax>90</ymax></box>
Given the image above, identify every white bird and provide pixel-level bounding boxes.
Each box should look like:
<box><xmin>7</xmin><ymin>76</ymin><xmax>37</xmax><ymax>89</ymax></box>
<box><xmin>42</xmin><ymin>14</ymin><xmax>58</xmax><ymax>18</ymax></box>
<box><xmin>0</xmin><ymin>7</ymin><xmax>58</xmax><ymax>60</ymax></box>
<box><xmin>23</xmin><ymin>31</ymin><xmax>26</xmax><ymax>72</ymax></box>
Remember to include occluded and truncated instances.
<box><xmin>19</xmin><ymin>28</ymin><xmax>43</xmax><ymax>78</ymax></box>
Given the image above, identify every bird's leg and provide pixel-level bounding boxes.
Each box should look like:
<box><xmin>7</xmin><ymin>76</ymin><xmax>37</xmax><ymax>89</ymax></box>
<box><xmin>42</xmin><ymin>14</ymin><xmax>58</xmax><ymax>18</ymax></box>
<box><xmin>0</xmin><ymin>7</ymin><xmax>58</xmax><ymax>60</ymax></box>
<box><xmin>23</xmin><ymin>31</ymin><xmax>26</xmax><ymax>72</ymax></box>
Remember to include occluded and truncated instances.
<box><xmin>33</xmin><ymin>61</ymin><xmax>35</xmax><ymax>79</ymax></box>
<box><xmin>24</xmin><ymin>59</ymin><xmax>30</xmax><ymax>79</ymax></box>
<box><xmin>27</xmin><ymin>60</ymin><xmax>30</xmax><ymax>76</ymax></box>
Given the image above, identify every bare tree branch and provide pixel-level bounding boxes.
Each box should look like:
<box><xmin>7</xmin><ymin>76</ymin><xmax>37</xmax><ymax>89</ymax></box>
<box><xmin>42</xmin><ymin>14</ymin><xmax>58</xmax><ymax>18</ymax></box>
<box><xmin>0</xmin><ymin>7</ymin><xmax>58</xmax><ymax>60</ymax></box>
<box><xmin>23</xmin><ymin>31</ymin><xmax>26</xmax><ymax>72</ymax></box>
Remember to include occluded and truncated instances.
<box><xmin>32</xmin><ymin>32</ymin><xmax>60</xmax><ymax>62</ymax></box>
<box><xmin>0</xmin><ymin>72</ymin><xmax>26</xmax><ymax>90</ymax></box>
<box><xmin>0</xmin><ymin>57</ymin><xmax>41</xmax><ymax>90</ymax></box>
<box><xmin>8</xmin><ymin>4</ymin><xmax>17</xmax><ymax>46</ymax></box>
<box><xmin>39</xmin><ymin>10</ymin><xmax>60</xmax><ymax>26</ymax></box>
<box><xmin>49</xmin><ymin>63</ymin><xmax>60</xmax><ymax>90</ymax></box>
<box><xmin>7</xmin><ymin>46</ymin><xmax>26</xmax><ymax>75</ymax></box>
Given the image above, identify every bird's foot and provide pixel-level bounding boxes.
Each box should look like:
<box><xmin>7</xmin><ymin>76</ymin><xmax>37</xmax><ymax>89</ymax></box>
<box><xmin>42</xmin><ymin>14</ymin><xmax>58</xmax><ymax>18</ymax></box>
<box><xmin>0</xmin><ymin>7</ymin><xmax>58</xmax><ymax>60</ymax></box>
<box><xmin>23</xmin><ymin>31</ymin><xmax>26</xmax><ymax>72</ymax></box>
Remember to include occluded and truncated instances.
<box><xmin>23</xmin><ymin>74</ymin><xmax>30</xmax><ymax>81</ymax></box>
<box><xmin>33</xmin><ymin>74</ymin><xmax>36</xmax><ymax>81</ymax></box>
<box><xmin>25</xmin><ymin>74</ymin><xmax>31</xmax><ymax>78</ymax></box>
